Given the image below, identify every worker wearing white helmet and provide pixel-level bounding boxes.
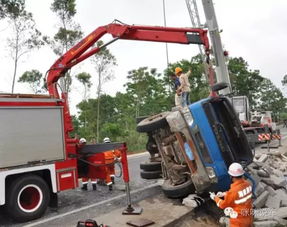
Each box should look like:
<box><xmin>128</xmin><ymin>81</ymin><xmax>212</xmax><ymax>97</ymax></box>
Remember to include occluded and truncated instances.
<box><xmin>79</xmin><ymin>138</ymin><xmax>87</xmax><ymax>144</ymax></box>
<box><xmin>210</xmin><ymin>162</ymin><xmax>253</xmax><ymax>227</ymax></box>
<box><xmin>79</xmin><ymin>138</ymin><xmax>98</xmax><ymax>191</ymax></box>
<box><xmin>103</xmin><ymin>137</ymin><xmax>111</xmax><ymax>143</ymax></box>
<box><xmin>103</xmin><ymin>137</ymin><xmax>121</xmax><ymax>191</ymax></box>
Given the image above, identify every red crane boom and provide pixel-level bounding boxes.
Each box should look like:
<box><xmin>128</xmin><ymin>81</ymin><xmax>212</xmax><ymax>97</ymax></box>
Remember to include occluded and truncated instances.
<box><xmin>47</xmin><ymin>22</ymin><xmax>210</xmax><ymax>98</ymax></box>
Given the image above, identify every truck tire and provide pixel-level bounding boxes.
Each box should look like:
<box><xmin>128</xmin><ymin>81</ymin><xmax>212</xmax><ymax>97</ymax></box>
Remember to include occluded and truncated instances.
<box><xmin>136</xmin><ymin>112</ymin><xmax>169</xmax><ymax>133</ymax></box>
<box><xmin>161</xmin><ymin>179</ymin><xmax>195</xmax><ymax>199</ymax></box>
<box><xmin>140</xmin><ymin>170</ymin><xmax>162</xmax><ymax>179</ymax></box>
<box><xmin>140</xmin><ymin>162</ymin><xmax>162</xmax><ymax>172</ymax></box>
<box><xmin>6</xmin><ymin>174</ymin><xmax>50</xmax><ymax>222</ymax></box>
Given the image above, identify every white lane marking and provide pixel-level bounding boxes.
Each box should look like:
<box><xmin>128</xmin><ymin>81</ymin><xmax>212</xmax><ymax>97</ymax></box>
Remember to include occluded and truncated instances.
<box><xmin>24</xmin><ymin>182</ymin><xmax>160</xmax><ymax>227</ymax></box>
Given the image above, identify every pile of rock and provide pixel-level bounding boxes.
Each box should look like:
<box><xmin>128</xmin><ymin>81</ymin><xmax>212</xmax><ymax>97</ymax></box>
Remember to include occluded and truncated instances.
<box><xmin>247</xmin><ymin>152</ymin><xmax>287</xmax><ymax>226</ymax></box>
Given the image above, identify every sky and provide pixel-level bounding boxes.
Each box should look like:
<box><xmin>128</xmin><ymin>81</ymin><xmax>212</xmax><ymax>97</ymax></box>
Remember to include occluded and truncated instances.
<box><xmin>0</xmin><ymin>0</ymin><xmax>287</xmax><ymax>114</ymax></box>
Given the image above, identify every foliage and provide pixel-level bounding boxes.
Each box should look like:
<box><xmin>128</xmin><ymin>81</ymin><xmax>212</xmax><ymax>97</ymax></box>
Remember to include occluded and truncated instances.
<box><xmin>0</xmin><ymin>0</ymin><xmax>25</xmax><ymax>19</ymax></box>
<box><xmin>7</xmin><ymin>7</ymin><xmax>47</xmax><ymax>93</ymax></box>
<box><xmin>228</xmin><ymin>57</ymin><xmax>264</xmax><ymax>109</ymax></box>
<box><xmin>76</xmin><ymin>72</ymin><xmax>92</xmax><ymax>99</ymax></box>
<box><xmin>125</xmin><ymin>67</ymin><xmax>171</xmax><ymax>117</ymax></box>
<box><xmin>50</xmin><ymin>0</ymin><xmax>83</xmax><ymax>92</ymax></box>
<box><xmin>18</xmin><ymin>69</ymin><xmax>45</xmax><ymax>93</ymax></box>
<box><xmin>259</xmin><ymin>78</ymin><xmax>287</xmax><ymax>121</ymax></box>
<box><xmin>282</xmin><ymin>74</ymin><xmax>287</xmax><ymax>87</ymax></box>
<box><xmin>92</xmin><ymin>40</ymin><xmax>117</xmax><ymax>142</ymax></box>
<box><xmin>73</xmin><ymin>56</ymin><xmax>286</xmax><ymax>152</ymax></box>
<box><xmin>228</xmin><ymin>57</ymin><xmax>286</xmax><ymax>114</ymax></box>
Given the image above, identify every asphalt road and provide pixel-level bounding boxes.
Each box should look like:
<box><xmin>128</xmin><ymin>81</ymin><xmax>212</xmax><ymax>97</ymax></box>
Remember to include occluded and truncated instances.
<box><xmin>0</xmin><ymin>152</ymin><xmax>156</xmax><ymax>227</ymax></box>
<box><xmin>1</xmin><ymin>126</ymin><xmax>286</xmax><ymax>226</ymax></box>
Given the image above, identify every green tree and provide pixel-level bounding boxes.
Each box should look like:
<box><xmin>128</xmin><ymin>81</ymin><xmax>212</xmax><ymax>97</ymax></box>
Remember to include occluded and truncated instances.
<box><xmin>125</xmin><ymin>67</ymin><xmax>170</xmax><ymax>117</ymax></box>
<box><xmin>282</xmin><ymin>74</ymin><xmax>287</xmax><ymax>86</ymax></box>
<box><xmin>76</xmin><ymin>72</ymin><xmax>92</xmax><ymax>100</ymax></box>
<box><xmin>76</xmin><ymin>94</ymin><xmax>117</xmax><ymax>141</ymax></box>
<box><xmin>259</xmin><ymin>78</ymin><xmax>287</xmax><ymax>121</ymax></box>
<box><xmin>18</xmin><ymin>69</ymin><xmax>44</xmax><ymax>93</ymax></box>
<box><xmin>50</xmin><ymin>0</ymin><xmax>83</xmax><ymax>92</ymax></box>
<box><xmin>0</xmin><ymin>0</ymin><xmax>24</xmax><ymax>19</ymax></box>
<box><xmin>6</xmin><ymin>6</ymin><xmax>46</xmax><ymax>93</ymax></box>
<box><xmin>92</xmin><ymin>40</ymin><xmax>117</xmax><ymax>142</ymax></box>
<box><xmin>228</xmin><ymin>57</ymin><xmax>264</xmax><ymax>110</ymax></box>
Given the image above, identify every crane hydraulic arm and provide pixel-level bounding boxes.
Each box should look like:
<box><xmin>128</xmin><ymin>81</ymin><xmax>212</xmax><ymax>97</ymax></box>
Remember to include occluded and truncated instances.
<box><xmin>47</xmin><ymin>22</ymin><xmax>210</xmax><ymax>98</ymax></box>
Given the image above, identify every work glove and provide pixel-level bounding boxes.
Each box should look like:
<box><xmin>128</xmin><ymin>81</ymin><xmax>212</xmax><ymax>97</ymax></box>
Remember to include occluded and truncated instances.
<box><xmin>216</xmin><ymin>191</ymin><xmax>226</xmax><ymax>198</ymax></box>
<box><xmin>209</xmin><ymin>192</ymin><xmax>216</xmax><ymax>200</ymax></box>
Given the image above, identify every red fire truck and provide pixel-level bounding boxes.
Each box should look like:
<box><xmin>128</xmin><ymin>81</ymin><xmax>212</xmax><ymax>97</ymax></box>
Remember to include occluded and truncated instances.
<box><xmin>0</xmin><ymin>22</ymin><xmax>210</xmax><ymax>222</ymax></box>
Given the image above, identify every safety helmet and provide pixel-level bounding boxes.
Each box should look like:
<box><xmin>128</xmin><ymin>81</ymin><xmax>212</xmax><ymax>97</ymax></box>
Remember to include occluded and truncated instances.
<box><xmin>79</xmin><ymin>138</ymin><xmax>87</xmax><ymax>144</ymax></box>
<box><xmin>175</xmin><ymin>67</ymin><xmax>182</xmax><ymax>75</ymax></box>
<box><xmin>228</xmin><ymin>162</ymin><xmax>244</xmax><ymax>177</ymax></box>
<box><xmin>103</xmin><ymin>137</ymin><xmax>111</xmax><ymax>143</ymax></box>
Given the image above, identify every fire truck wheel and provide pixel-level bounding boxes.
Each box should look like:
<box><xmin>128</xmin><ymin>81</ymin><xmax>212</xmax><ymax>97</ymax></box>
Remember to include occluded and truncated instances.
<box><xmin>140</xmin><ymin>170</ymin><xmax>162</xmax><ymax>179</ymax></box>
<box><xmin>6</xmin><ymin>174</ymin><xmax>50</xmax><ymax>222</ymax></box>
<box><xmin>136</xmin><ymin>112</ymin><xmax>169</xmax><ymax>133</ymax></box>
<box><xmin>140</xmin><ymin>162</ymin><xmax>162</xmax><ymax>172</ymax></box>
<box><xmin>161</xmin><ymin>179</ymin><xmax>195</xmax><ymax>199</ymax></box>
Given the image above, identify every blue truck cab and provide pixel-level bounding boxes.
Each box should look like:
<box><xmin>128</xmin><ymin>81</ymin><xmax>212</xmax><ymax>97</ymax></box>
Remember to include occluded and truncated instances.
<box><xmin>137</xmin><ymin>96</ymin><xmax>253</xmax><ymax>198</ymax></box>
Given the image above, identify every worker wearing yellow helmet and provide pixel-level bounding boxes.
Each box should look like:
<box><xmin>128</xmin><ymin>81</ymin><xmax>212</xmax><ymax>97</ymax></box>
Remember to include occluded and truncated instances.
<box><xmin>175</xmin><ymin>67</ymin><xmax>191</xmax><ymax>107</ymax></box>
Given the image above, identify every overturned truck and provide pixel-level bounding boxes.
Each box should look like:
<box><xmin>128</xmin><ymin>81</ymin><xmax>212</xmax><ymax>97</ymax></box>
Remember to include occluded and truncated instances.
<box><xmin>137</xmin><ymin>91</ymin><xmax>254</xmax><ymax>198</ymax></box>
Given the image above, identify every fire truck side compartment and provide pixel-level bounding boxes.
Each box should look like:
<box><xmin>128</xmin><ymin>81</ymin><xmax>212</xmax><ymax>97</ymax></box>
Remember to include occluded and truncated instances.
<box><xmin>0</xmin><ymin>105</ymin><xmax>65</xmax><ymax>169</ymax></box>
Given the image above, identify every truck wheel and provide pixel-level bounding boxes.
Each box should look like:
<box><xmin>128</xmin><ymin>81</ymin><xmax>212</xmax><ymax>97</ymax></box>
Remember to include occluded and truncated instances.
<box><xmin>6</xmin><ymin>174</ymin><xmax>50</xmax><ymax>222</ymax></box>
<box><xmin>136</xmin><ymin>112</ymin><xmax>169</xmax><ymax>133</ymax></box>
<box><xmin>161</xmin><ymin>179</ymin><xmax>195</xmax><ymax>199</ymax></box>
<box><xmin>140</xmin><ymin>162</ymin><xmax>162</xmax><ymax>172</ymax></box>
<box><xmin>140</xmin><ymin>170</ymin><xmax>162</xmax><ymax>179</ymax></box>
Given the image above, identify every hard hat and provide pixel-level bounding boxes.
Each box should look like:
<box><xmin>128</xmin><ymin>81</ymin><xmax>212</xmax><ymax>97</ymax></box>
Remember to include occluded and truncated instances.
<box><xmin>228</xmin><ymin>162</ymin><xmax>244</xmax><ymax>177</ymax></box>
<box><xmin>79</xmin><ymin>138</ymin><xmax>86</xmax><ymax>144</ymax></box>
<box><xmin>103</xmin><ymin>137</ymin><xmax>111</xmax><ymax>143</ymax></box>
<box><xmin>175</xmin><ymin>67</ymin><xmax>182</xmax><ymax>75</ymax></box>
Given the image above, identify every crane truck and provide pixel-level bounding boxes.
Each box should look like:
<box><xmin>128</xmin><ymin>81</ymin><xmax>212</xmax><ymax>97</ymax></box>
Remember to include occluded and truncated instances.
<box><xmin>0</xmin><ymin>22</ymin><xmax>212</xmax><ymax>222</ymax></box>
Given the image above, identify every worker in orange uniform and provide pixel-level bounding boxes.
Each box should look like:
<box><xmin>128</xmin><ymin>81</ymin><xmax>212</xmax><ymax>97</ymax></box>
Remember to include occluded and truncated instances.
<box><xmin>175</xmin><ymin>67</ymin><xmax>191</xmax><ymax>107</ymax></box>
<box><xmin>79</xmin><ymin>138</ymin><xmax>98</xmax><ymax>191</ymax></box>
<box><xmin>103</xmin><ymin>137</ymin><xmax>121</xmax><ymax>191</ymax></box>
<box><xmin>210</xmin><ymin>163</ymin><xmax>253</xmax><ymax>227</ymax></box>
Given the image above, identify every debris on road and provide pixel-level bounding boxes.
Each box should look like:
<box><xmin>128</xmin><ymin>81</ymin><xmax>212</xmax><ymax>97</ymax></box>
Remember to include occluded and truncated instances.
<box><xmin>182</xmin><ymin>194</ymin><xmax>204</xmax><ymax>208</ymax></box>
<box><xmin>246</xmin><ymin>150</ymin><xmax>287</xmax><ymax>226</ymax></box>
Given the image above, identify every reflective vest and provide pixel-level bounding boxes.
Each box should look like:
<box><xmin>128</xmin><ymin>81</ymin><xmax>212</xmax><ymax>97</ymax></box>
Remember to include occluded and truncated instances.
<box><xmin>214</xmin><ymin>178</ymin><xmax>253</xmax><ymax>220</ymax></box>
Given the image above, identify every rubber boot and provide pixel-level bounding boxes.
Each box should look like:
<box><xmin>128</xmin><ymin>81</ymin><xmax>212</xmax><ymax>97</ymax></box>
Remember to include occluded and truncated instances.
<box><xmin>111</xmin><ymin>176</ymin><xmax>115</xmax><ymax>184</ymax></box>
<box><xmin>81</xmin><ymin>184</ymin><xmax>88</xmax><ymax>191</ymax></box>
<box><xmin>108</xmin><ymin>185</ymin><xmax>113</xmax><ymax>191</ymax></box>
<box><xmin>92</xmin><ymin>183</ymin><xmax>97</xmax><ymax>191</ymax></box>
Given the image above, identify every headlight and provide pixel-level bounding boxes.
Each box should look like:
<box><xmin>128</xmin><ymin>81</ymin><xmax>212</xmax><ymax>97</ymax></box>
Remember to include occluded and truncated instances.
<box><xmin>182</xmin><ymin>107</ymin><xmax>194</xmax><ymax>126</ymax></box>
<box><xmin>206</xmin><ymin>166</ymin><xmax>216</xmax><ymax>179</ymax></box>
